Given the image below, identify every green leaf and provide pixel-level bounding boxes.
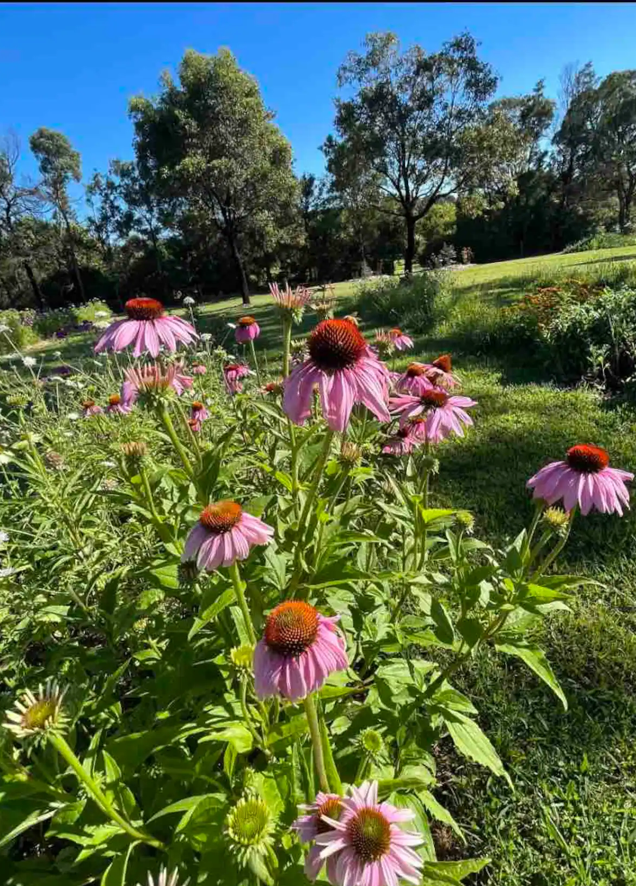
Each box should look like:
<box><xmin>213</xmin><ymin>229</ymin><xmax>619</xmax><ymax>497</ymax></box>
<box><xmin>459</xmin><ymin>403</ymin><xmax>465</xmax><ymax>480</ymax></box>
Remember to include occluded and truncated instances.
<box><xmin>423</xmin><ymin>858</ymin><xmax>491</xmax><ymax>880</ymax></box>
<box><xmin>0</xmin><ymin>805</ymin><xmax>59</xmax><ymax>849</ymax></box>
<box><xmin>100</xmin><ymin>844</ymin><xmax>134</xmax><ymax>886</ymax></box>
<box><xmin>444</xmin><ymin>711</ymin><xmax>511</xmax><ymax>785</ymax></box>
<box><xmin>418</xmin><ymin>789</ymin><xmax>465</xmax><ymax>841</ymax></box>
<box><xmin>430</xmin><ymin>599</ymin><xmax>455</xmax><ymax>645</ymax></box>
<box><xmin>189</xmin><ymin>587</ymin><xmax>235</xmax><ymax>639</ymax></box>
<box><xmin>495</xmin><ymin>640</ymin><xmax>567</xmax><ymax>709</ymax></box>
<box><xmin>149</xmin><ymin>794</ymin><xmax>220</xmax><ymax>823</ymax></box>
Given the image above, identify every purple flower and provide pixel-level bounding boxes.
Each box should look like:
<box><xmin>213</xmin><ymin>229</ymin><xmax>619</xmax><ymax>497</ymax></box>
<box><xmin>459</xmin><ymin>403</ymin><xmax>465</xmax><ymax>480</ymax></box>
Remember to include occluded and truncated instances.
<box><xmin>94</xmin><ymin>298</ymin><xmax>197</xmax><ymax>358</ymax></box>
<box><xmin>224</xmin><ymin>363</ymin><xmax>251</xmax><ymax>395</ymax></box>
<box><xmin>254</xmin><ymin>601</ymin><xmax>348</xmax><ymax>702</ymax></box>
<box><xmin>235</xmin><ymin>316</ymin><xmax>261</xmax><ymax>343</ymax></box>
<box><xmin>390</xmin><ymin>388</ymin><xmax>476</xmax><ymax>444</ymax></box>
<box><xmin>182</xmin><ymin>500</ymin><xmax>273</xmax><ymax>571</ymax></box>
<box><xmin>284</xmin><ymin>319</ymin><xmax>390</xmax><ymax>432</ymax></box>
<box><xmin>527</xmin><ymin>444</ymin><xmax>633</xmax><ymax>516</ymax></box>
<box><xmin>315</xmin><ymin>781</ymin><xmax>423</xmax><ymax>886</ymax></box>
<box><xmin>293</xmin><ymin>793</ymin><xmax>343</xmax><ymax>882</ymax></box>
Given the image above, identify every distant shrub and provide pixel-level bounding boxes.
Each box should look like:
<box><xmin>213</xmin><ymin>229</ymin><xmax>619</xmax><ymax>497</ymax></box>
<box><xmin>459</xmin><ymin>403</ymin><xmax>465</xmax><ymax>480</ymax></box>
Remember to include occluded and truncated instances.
<box><xmin>562</xmin><ymin>232</ymin><xmax>636</xmax><ymax>253</ymax></box>
<box><xmin>351</xmin><ymin>269</ymin><xmax>449</xmax><ymax>332</ymax></box>
<box><xmin>0</xmin><ymin>310</ymin><xmax>39</xmax><ymax>355</ymax></box>
<box><xmin>32</xmin><ymin>299</ymin><xmax>111</xmax><ymax>339</ymax></box>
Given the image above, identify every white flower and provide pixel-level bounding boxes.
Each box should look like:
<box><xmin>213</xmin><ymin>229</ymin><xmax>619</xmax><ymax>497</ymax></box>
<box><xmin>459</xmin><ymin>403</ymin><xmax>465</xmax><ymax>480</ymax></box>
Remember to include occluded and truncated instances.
<box><xmin>183</xmin><ymin>296</ymin><xmax>195</xmax><ymax>306</ymax></box>
<box><xmin>53</xmin><ymin>351</ymin><xmax>63</xmax><ymax>359</ymax></box>
<box><xmin>22</xmin><ymin>357</ymin><xmax>36</xmax><ymax>368</ymax></box>
<box><xmin>0</xmin><ymin>531</ymin><xmax>9</xmax><ymax>544</ymax></box>
<box><xmin>138</xmin><ymin>867</ymin><xmax>189</xmax><ymax>886</ymax></box>
<box><xmin>3</xmin><ymin>680</ymin><xmax>68</xmax><ymax>739</ymax></box>
<box><xmin>67</xmin><ymin>412</ymin><xmax>80</xmax><ymax>421</ymax></box>
<box><xmin>0</xmin><ymin>566</ymin><xmax>16</xmax><ymax>578</ymax></box>
<box><xmin>95</xmin><ymin>310</ymin><xmax>109</xmax><ymax>318</ymax></box>
<box><xmin>201</xmin><ymin>333</ymin><xmax>212</xmax><ymax>342</ymax></box>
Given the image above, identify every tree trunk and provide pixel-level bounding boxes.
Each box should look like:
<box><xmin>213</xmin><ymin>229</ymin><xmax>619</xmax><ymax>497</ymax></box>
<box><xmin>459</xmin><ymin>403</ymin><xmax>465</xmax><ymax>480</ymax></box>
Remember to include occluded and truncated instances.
<box><xmin>23</xmin><ymin>260</ymin><xmax>44</xmax><ymax>309</ymax></box>
<box><xmin>228</xmin><ymin>232</ymin><xmax>250</xmax><ymax>305</ymax></box>
<box><xmin>61</xmin><ymin>212</ymin><xmax>85</xmax><ymax>302</ymax></box>
<box><xmin>404</xmin><ymin>215</ymin><xmax>416</xmax><ymax>274</ymax></box>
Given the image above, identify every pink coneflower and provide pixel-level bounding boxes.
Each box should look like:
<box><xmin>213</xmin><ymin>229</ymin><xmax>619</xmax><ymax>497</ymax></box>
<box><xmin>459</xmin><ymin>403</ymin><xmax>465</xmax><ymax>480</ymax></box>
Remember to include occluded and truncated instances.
<box><xmin>390</xmin><ymin>387</ymin><xmax>477</xmax><ymax>444</ymax></box>
<box><xmin>395</xmin><ymin>363</ymin><xmax>437</xmax><ymax>396</ymax></box>
<box><xmin>293</xmin><ymin>793</ymin><xmax>342</xmax><ymax>882</ymax></box>
<box><xmin>269</xmin><ymin>282</ymin><xmax>313</xmax><ymax>314</ymax></box>
<box><xmin>254</xmin><ymin>601</ymin><xmax>348</xmax><ymax>701</ymax></box>
<box><xmin>423</xmin><ymin>354</ymin><xmax>459</xmax><ymax>390</ymax></box>
<box><xmin>235</xmin><ymin>315</ymin><xmax>260</xmax><ymax>343</ymax></box>
<box><xmin>182</xmin><ymin>500</ymin><xmax>273</xmax><ymax>571</ymax></box>
<box><xmin>224</xmin><ymin>363</ymin><xmax>251</xmax><ymax>395</ymax></box>
<box><xmin>388</xmin><ymin>328</ymin><xmax>414</xmax><ymax>351</ymax></box>
<box><xmin>172</xmin><ymin>361</ymin><xmax>194</xmax><ymax>396</ymax></box>
<box><xmin>82</xmin><ymin>399</ymin><xmax>103</xmax><ymax>418</ymax></box>
<box><xmin>262</xmin><ymin>381</ymin><xmax>283</xmax><ymax>396</ymax></box>
<box><xmin>192</xmin><ymin>364</ymin><xmax>207</xmax><ymax>376</ymax></box>
<box><xmin>123</xmin><ymin>363</ymin><xmax>188</xmax><ymax>404</ymax></box>
<box><xmin>284</xmin><ymin>319</ymin><xmax>390</xmax><ymax>432</ymax></box>
<box><xmin>315</xmin><ymin>780</ymin><xmax>423</xmax><ymax>886</ymax></box>
<box><xmin>381</xmin><ymin>427</ymin><xmax>417</xmax><ymax>456</ymax></box>
<box><xmin>94</xmin><ymin>298</ymin><xmax>197</xmax><ymax>358</ymax></box>
<box><xmin>189</xmin><ymin>400</ymin><xmax>209</xmax><ymax>432</ymax></box>
<box><xmin>527</xmin><ymin>444</ymin><xmax>634</xmax><ymax>516</ymax></box>
<box><xmin>106</xmin><ymin>393</ymin><xmax>131</xmax><ymax>415</ymax></box>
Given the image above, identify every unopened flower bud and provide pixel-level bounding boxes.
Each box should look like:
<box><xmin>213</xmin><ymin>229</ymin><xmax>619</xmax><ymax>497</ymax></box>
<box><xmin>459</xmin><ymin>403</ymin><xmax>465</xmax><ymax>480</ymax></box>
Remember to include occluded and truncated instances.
<box><xmin>44</xmin><ymin>450</ymin><xmax>65</xmax><ymax>471</ymax></box>
<box><xmin>455</xmin><ymin>510</ymin><xmax>475</xmax><ymax>533</ymax></box>
<box><xmin>339</xmin><ymin>441</ymin><xmax>363</xmax><ymax>466</ymax></box>
<box><xmin>543</xmin><ymin>506</ymin><xmax>570</xmax><ymax>536</ymax></box>
<box><xmin>230</xmin><ymin>645</ymin><xmax>254</xmax><ymax>677</ymax></box>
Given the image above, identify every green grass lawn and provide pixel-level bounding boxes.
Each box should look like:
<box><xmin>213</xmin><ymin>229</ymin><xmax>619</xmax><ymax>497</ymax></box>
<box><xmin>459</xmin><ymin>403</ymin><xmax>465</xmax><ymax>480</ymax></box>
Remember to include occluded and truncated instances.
<box><xmin>17</xmin><ymin>245</ymin><xmax>636</xmax><ymax>884</ymax></box>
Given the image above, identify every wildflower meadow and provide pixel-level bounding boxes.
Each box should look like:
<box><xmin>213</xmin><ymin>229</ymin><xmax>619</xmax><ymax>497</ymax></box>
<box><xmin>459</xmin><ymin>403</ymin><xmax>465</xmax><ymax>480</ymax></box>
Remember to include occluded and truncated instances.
<box><xmin>1</xmin><ymin>283</ymin><xmax>630</xmax><ymax>886</ymax></box>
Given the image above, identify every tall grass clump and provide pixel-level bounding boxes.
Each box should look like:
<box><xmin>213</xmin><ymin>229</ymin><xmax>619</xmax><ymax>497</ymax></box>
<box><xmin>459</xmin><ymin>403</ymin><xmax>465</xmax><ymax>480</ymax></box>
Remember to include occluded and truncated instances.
<box><xmin>351</xmin><ymin>269</ymin><xmax>450</xmax><ymax>332</ymax></box>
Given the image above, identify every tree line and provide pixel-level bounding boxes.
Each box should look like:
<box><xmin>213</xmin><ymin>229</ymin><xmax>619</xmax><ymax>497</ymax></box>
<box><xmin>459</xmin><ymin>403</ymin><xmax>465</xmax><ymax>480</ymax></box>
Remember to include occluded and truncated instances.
<box><xmin>1</xmin><ymin>33</ymin><xmax>634</xmax><ymax>308</ymax></box>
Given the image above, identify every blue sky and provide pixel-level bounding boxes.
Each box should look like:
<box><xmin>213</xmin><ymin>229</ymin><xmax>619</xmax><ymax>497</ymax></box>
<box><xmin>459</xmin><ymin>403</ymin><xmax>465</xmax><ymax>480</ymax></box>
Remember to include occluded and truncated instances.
<box><xmin>1</xmin><ymin>2</ymin><xmax>635</xmax><ymax>204</ymax></box>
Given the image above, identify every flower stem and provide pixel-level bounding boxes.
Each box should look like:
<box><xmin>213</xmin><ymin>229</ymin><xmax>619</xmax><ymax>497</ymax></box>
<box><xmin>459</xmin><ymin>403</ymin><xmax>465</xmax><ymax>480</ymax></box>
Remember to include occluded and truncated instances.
<box><xmin>303</xmin><ymin>694</ymin><xmax>330</xmax><ymax>793</ymax></box>
<box><xmin>531</xmin><ymin>511</ymin><xmax>575</xmax><ymax>580</ymax></box>
<box><xmin>282</xmin><ymin>316</ymin><xmax>292</xmax><ymax>378</ymax></box>
<box><xmin>249</xmin><ymin>339</ymin><xmax>262</xmax><ymax>387</ymax></box>
<box><xmin>157</xmin><ymin>404</ymin><xmax>197</xmax><ymax>485</ymax></box>
<box><xmin>229</xmin><ymin>561</ymin><xmax>257</xmax><ymax>645</ymax></box>
<box><xmin>139</xmin><ymin>466</ymin><xmax>173</xmax><ymax>545</ymax></box>
<box><xmin>49</xmin><ymin>733</ymin><xmax>165</xmax><ymax>850</ymax></box>
<box><xmin>289</xmin><ymin>429</ymin><xmax>335</xmax><ymax>595</ymax></box>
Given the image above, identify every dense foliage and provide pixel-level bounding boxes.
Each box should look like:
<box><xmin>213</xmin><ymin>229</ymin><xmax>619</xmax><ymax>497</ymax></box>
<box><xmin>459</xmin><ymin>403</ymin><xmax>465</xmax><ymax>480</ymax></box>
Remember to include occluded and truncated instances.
<box><xmin>1</xmin><ymin>290</ymin><xmax>625</xmax><ymax>886</ymax></box>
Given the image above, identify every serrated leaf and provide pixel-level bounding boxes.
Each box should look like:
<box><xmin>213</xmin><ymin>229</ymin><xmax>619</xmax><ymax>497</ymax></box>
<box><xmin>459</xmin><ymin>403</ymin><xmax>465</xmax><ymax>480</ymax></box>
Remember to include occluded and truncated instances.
<box><xmin>444</xmin><ymin>711</ymin><xmax>511</xmax><ymax>785</ymax></box>
<box><xmin>495</xmin><ymin>640</ymin><xmax>567</xmax><ymax>709</ymax></box>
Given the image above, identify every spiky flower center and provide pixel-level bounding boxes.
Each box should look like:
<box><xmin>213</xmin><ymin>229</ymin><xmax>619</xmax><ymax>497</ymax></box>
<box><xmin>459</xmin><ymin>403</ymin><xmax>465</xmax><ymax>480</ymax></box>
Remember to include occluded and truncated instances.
<box><xmin>397</xmin><ymin>428</ymin><xmax>411</xmax><ymax>439</ymax></box>
<box><xmin>264</xmin><ymin>381</ymin><xmax>282</xmax><ymax>394</ymax></box>
<box><xmin>308</xmin><ymin>319</ymin><xmax>366</xmax><ymax>371</ymax></box>
<box><xmin>22</xmin><ymin>697</ymin><xmax>58</xmax><ymax>731</ymax></box>
<box><xmin>125</xmin><ymin>297</ymin><xmax>164</xmax><ymax>321</ymax></box>
<box><xmin>406</xmin><ymin>363</ymin><xmax>427</xmax><ymax>377</ymax></box>
<box><xmin>192</xmin><ymin>401</ymin><xmax>204</xmax><ymax>411</ymax></box>
<box><xmin>231</xmin><ymin>644</ymin><xmax>254</xmax><ymax>672</ymax></box>
<box><xmin>360</xmin><ymin>728</ymin><xmax>384</xmax><ymax>755</ymax></box>
<box><xmin>432</xmin><ymin>354</ymin><xmax>452</xmax><ymax>372</ymax></box>
<box><xmin>109</xmin><ymin>394</ymin><xmax>121</xmax><ymax>406</ymax></box>
<box><xmin>566</xmin><ymin>444</ymin><xmax>609</xmax><ymax>473</ymax></box>
<box><xmin>238</xmin><ymin>316</ymin><xmax>257</xmax><ymax>327</ymax></box>
<box><xmin>346</xmin><ymin>808</ymin><xmax>391</xmax><ymax>862</ymax></box>
<box><xmin>200</xmin><ymin>500</ymin><xmax>242</xmax><ymax>533</ymax></box>
<box><xmin>317</xmin><ymin>797</ymin><xmax>343</xmax><ymax>834</ymax></box>
<box><xmin>420</xmin><ymin>389</ymin><xmax>448</xmax><ymax>408</ymax></box>
<box><xmin>265</xmin><ymin>601</ymin><xmax>319</xmax><ymax>657</ymax></box>
<box><xmin>82</xmin><ymin>399</ymin><xmax>96</xmax><ymax>409</ymax></box>
<box><xmin>227</xmin><ymin>797</ymin><xmax>271</xmax><ymax>846</ymax></box>
<box><xmin>225</xmin><ymin>363</ymin><xmax>241</xmax><ymax>374</ymax></box>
